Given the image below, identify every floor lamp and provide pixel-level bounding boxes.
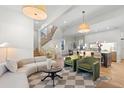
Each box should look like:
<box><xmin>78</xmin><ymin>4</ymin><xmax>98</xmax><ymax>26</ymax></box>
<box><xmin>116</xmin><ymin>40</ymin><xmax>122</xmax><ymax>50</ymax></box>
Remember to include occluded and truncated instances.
<box><xmin>0</xmin><ymin>42</ymin><xmax>10</xmax><ymax>61</ymax></box>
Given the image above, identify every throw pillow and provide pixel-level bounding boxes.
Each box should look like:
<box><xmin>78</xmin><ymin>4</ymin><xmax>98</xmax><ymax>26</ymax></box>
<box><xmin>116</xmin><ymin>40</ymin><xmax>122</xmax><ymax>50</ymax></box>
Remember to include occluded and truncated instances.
<box><xmin>0</xmin><ymin>63</ymin><xmax>7</xmax><ymax>76</ymax></box>
<box><xmin>6</xmin><ymin>60</ymin><xmax>17</xmax><ymax>73</ymax></box>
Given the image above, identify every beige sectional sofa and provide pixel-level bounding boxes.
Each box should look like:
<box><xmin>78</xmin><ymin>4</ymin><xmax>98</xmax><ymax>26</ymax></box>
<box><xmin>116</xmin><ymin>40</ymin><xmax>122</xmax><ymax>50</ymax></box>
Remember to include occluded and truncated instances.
<box><xmin>0</xmin><ymin>56</ymin><xmax>56</xmax><ymax>88</ymax></box>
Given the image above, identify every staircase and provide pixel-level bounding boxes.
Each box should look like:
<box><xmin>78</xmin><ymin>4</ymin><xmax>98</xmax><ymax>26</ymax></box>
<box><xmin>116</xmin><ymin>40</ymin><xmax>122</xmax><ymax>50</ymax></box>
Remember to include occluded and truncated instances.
<box><xmin>34</xmin><ymin>48</ymin><xmax>41</xmax><ymax>57</ymax></box>
<box><xmin>34</xmin><ymin>25</ymin><xmax>57</xmax><ymax>57</ymax></box>
<box><xmin>34</xmin><ymin>48</ymin><xmax>46</xmax><ymax>57</ymax></box>
<box><xmin>40</xmin><ymin>25</ymin><xmax>57</xmax><ymax>47</ymax></box>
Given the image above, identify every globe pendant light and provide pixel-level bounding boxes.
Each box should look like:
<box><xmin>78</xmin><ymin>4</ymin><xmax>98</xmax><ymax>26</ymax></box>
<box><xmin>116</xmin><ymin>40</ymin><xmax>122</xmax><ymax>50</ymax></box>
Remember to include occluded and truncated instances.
<box><xmin>78</xmin><ymin>11</ymin><xmax>90</xmax><ymax>33</ymax></box>
<box><xmin>23</xmin><ymin>5</ymin><xmax>47</xmax><ymax>20</ymax></box>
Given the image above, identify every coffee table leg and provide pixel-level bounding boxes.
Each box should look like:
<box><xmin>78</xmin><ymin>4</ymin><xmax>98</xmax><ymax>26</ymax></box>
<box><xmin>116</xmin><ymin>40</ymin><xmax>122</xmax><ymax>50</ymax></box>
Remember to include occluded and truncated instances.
<box><xmin>51</xmin><ymin>73</ymin><xmax>55</xmax><ymax>87</ymax></box>
<box><xmin>56</xmin><ymin>74</ymin><xmax>63</xmax><ymax>79</ymax></box>
<box><xmin>41</xmin><ymin>73</ymin><xmax>50</xmax><ymax>81</ymax></box>
<box><xmin>41</xmin><ymin>72</ymin><xmax>62</xmax><ymax>87</ymax></box>
<box><xmin>41</xmin><ymin>75</ymin><xmax>49</xmax><ymax>81</ymax></box>
<box><xmin>53</xmin><ymin>78</ymin><xmax>55</xmax><ymax>87</ymax></box>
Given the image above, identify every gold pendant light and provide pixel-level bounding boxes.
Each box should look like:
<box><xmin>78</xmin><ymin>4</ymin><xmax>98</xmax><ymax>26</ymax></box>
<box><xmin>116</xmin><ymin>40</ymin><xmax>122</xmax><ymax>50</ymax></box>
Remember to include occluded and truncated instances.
<box><xmin>78</xmin><ymin>11</ymin><xmax>90</xmax><ymax>33</ymax></box>
<box><xmin>23</xmin><ymin>5</ymin><xmax>47</xmax><ymax>20</ymax></box>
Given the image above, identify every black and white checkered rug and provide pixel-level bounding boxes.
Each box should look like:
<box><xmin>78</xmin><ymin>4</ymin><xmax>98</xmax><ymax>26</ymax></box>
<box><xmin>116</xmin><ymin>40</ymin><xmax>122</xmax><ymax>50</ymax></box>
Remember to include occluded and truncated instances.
<box><xmin>28</xmin><ymin>67</ymin><xmax>109</xmax><ymax>88</ymax></box>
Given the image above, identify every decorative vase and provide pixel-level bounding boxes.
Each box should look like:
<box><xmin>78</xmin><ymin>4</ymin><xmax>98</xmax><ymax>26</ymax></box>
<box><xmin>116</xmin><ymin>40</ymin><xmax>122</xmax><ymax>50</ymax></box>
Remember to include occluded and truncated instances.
<box><xmin>47</xmin><ymin>59</ymin><xmax>52</xmax><ymax>70</ymax></box>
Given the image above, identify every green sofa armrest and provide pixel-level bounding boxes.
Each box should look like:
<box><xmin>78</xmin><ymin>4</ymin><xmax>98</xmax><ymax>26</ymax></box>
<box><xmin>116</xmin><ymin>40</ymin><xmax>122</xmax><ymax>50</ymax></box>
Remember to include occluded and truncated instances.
<box><xmin>92</xmin><ymin>61</ymin><xmax>100</xmax><ymax>81</ymax></box>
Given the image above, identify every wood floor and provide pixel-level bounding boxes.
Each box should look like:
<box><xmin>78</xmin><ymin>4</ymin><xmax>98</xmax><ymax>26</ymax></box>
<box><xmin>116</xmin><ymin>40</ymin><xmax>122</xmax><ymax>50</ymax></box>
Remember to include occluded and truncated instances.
<box><xmin>98</xmin><ymin>61</ymin><xmax>124</xmax><ymax>87</ymax></box>
<box><xmin>56</xmin><ymin>57</ymin><xmax>124</xmax><ymax>88</ymax></box>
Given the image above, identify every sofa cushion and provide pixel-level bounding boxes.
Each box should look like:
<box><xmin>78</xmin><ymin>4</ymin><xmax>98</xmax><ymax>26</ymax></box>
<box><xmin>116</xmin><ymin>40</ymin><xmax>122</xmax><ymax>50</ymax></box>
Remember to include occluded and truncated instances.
<box><xmin>65</xmin><ymin>57</ymin><xmax>71</xmax><ymax>60</ymax></box>
<box><xmin>0</xmin><ymin>63</ymin><xmax>7</xmax><ymax>76</ymax></box>
<box><xmin>6</xmin><ymin>60</ymin><xmax>17</xmax><ymax>73</ymax></box>
<box><xmin>0</xmin><ymin>72</ymin><xmax>29</xmax><ymax>88</ymax></box>
<box><xmin>35</xmin><ymin>56</ymin><xmax>47</xmax><ymax>62</ymax></box>
<box><xmin>17</xmin><ymin>58</ymin><xmax>35</xmax><ymax>68</ymax></box>
<box><xmin>36</xmin><ymin>61</ymin><xmax>47</xmax><ymax>72</ymax></box>
<box><xmin>18</xmin><ymin>63</ymin><xmax>37</xmax><ymax>76</ymax></box>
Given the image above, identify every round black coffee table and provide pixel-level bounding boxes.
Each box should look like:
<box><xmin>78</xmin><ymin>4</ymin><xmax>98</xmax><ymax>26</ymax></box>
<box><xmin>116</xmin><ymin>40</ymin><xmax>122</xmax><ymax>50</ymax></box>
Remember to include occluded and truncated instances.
<box><xmin>41</xmin><ymin>66</ymin><xmax>63</xmax><ymax>87</ymax></box>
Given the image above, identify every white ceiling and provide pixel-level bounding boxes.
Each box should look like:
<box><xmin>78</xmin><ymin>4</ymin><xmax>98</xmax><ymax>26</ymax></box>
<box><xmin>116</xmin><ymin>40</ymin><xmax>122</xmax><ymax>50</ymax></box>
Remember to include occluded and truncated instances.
<box><xmin>1</xmin><ymin>5</ymin><xmax>124</xmax><ymax>38</ymax></box>
<box><xmin>35</xmin><ymin>5</ymin><xmax>124</xmax><ymax>38</ymax></box>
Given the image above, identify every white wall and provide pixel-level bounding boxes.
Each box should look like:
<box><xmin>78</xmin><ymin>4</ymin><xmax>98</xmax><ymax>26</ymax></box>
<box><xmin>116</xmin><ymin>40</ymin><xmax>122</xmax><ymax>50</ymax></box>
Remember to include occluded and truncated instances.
<box><xmin>0</xmin><ymin>6</ymin><xmax>34</xmax><ymax>62</ymax></box>
<box><xmin>34</xmin><ymin>30</ymin><xmax>38</xmax><ymax>49</ymax></box>
<box><xmin>85</xmin><ymin>30</ymin><xmax>120</xmax><ymax>44</ymax></box>
<box><xmin>120</xmin><ymin>26</ymin><xmax>124</xmax><ymax>60</ymax></box>
<box><xmin>64</xmin><ymin>36</ymin><xmax>74</xmax><ymax>51</ymax></box>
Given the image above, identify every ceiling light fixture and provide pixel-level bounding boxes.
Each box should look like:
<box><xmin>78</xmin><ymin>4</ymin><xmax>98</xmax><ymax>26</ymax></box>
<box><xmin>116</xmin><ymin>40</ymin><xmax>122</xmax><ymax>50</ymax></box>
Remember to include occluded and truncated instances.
<box><xmin>106</xmin><ymin>26</ymin><xmax>110</xmax><ymax>30</ymax></box>
<box><xmin>64</xmin><ymin>21</ymin><xmax>67</xmax><ymax>24</ymax></box>
<box><xmin>23</xmin><ymin>5</ymin><xmax>47</xmax><ymax>20</ymax></box>
<box><xmin>78</xmin><ymin>11</ymin><xmax>90</xmax><ymax>33</ymax></box>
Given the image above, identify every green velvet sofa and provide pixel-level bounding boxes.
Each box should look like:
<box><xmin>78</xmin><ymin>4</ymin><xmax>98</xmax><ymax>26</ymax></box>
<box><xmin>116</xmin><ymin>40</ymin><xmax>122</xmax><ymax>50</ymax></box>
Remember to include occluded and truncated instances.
<box><xmin>64</xmin><ymin>55</ymin><xmax>82</xmax><ymax>71</ymax></box>
<box><xmin>76</xmin><ymin>57</ymin><xmax>100</xmax><ymax>81</ymax></box>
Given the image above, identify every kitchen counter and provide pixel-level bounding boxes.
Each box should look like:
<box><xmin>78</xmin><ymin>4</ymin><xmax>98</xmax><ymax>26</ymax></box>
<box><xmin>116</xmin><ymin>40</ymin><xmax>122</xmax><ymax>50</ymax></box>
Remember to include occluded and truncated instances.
<box><xmin>101</xmin><ymin>52</ymin><xmax>112</xmax><ymax>67</ymax></box>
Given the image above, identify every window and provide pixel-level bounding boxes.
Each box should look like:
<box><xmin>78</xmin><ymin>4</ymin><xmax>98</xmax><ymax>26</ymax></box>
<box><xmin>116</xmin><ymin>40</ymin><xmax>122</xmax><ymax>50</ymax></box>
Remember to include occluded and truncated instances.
<box><xmin>61</xmin><ymin>40</ymin><xmax>65</xmax><ymax>50</ymax></box>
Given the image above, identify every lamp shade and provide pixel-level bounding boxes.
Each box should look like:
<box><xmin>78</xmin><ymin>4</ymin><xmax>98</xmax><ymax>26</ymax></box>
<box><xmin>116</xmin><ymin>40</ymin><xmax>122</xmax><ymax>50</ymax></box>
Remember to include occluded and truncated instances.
<box><xmin>0</xmin><ymin>42</ymin><xmax>14</xmax><ymax>61</ymax></box>
<box><xmin>0</xmin><ymin>42</ymin><xmax>10</xmax><ymax>48</ymax></box>
<box><xmin>23</xmin><ymin>5</ymin><xmax>47</xmax><ymax>20</ymax></box>
<box><xmin>78</xmin><ymin>23</ymin><xmax>90</xmax><ymax>33</ymax></box>
<box><xmin>78</xmin><ymin>11</ymin><xmax>90</xmax><ymax>33</ymax></box>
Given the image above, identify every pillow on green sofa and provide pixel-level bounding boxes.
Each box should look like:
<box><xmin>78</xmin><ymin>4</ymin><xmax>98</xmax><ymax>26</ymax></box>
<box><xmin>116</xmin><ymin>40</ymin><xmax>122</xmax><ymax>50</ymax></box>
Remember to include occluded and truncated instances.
<box><xmin>65</xmin><ymin>57</ymin><xmax>71</xmax><ymax>60</ymax></box>
<box><xmin>70</xmin><ymin>55</ymin><xmax>79</xmax><ymax>60</ymax></box>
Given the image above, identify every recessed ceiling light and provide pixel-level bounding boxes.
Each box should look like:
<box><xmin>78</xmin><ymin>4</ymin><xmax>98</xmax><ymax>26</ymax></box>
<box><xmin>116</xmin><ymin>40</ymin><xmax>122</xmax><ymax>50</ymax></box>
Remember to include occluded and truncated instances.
<box><xmin>106</xmin><ymin>27</ymin><xmax>110</xmax><ymax>30</ymax></box>
<box><xmin>64</xmin><ymin>21</ymin><xmax>67</xmax><ymax>24</ymax></box>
